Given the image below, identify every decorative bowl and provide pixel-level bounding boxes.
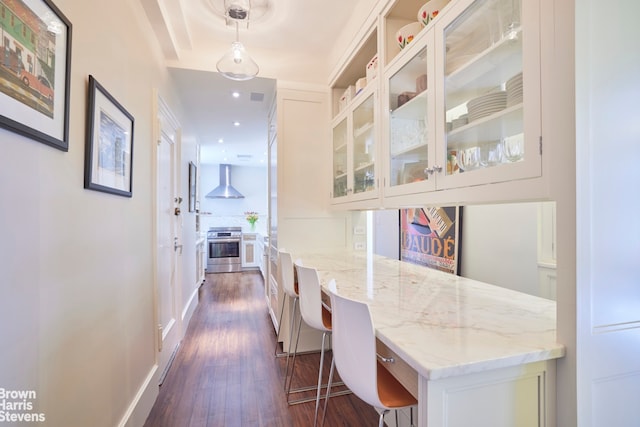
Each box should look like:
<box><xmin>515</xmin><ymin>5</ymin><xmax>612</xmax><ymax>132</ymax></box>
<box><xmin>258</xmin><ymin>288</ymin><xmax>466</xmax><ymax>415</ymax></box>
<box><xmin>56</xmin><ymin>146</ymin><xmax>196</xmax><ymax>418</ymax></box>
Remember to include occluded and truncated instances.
<box><xmin>417</xmin><ymin>0</ymin><xmax>450</xmax><ymax>27</ymax></box>
<box><xmin>396</xmin><ymin>22</ymin><xmax>423</xmax><ymax>49</ymax></box>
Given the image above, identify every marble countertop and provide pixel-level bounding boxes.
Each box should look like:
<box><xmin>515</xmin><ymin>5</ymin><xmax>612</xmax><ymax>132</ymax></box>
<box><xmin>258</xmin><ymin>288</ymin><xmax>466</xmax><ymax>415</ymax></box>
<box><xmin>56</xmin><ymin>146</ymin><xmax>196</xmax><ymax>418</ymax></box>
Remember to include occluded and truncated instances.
<box><xmin>296</xmin><ymin>250</ymin><xmax>565</xmax><ymax>381</ymax></box>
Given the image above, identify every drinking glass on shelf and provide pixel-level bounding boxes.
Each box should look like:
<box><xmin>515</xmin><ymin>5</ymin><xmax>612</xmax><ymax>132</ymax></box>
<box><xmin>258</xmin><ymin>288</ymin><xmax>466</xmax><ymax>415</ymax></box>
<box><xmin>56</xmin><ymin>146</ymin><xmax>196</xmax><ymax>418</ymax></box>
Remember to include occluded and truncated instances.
<box><xmin>457</xmin><ymin>146</ymin><xmax>480</xmax><ymax>171</ymax></box>
<box><xmin>479</xmin><ymin>140</ymin><xmax>503</xmax><ymax>167</ymax></box>
<box><xmin>502</xmin><ymin>133</ymin><xmax>524</xmax><ymax>162</ymax></box>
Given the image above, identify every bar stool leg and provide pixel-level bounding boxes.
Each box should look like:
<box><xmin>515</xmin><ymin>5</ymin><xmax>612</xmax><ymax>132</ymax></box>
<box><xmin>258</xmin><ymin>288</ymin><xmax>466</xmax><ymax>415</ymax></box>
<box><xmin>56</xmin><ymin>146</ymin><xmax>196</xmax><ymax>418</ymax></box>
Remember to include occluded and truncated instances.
<box><xmin>378</xmin><ymin>409</ymin><xmax>390</xmax><ymax>427</ymax></box>
<box><xmin>313</xmin><ymin>331</ymin><xmax>329</xmax><ymax>427</ymax></box>
<box><xmin>286</xmin><ymin>307</ymin><xmax>304</xmax><ymax>400</ymax></box>
<box><xmin>320</xmin><ymin>357</ymin><xmax>335</xmax><ymax>427</ymax></box>
<box><xmin>282</xmin><ymin>296</ymin><xmax>299</xmax><ymax>389</ymax></box>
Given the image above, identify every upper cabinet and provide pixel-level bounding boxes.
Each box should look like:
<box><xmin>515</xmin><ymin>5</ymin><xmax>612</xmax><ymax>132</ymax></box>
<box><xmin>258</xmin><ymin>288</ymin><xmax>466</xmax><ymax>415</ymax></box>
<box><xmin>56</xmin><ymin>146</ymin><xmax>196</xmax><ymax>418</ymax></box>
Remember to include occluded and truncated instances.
<box><xmin>330</xmin><ymin>26</ymin><xmax>380</xmax><ymax>206</ymax></box>
<box><xmin>383</xmin><ymin>26</ymin><xmax>437</xmax><ymax>198</ymax></box>
<box><xmin>434</xmin><ymin>0</ymin><xmax>540</xmax><ymax>191</ymax></box>
<box><xmin>330</xmin><ymin>0</ymin><xmax>546</xmax><ymax>209</ymax></box>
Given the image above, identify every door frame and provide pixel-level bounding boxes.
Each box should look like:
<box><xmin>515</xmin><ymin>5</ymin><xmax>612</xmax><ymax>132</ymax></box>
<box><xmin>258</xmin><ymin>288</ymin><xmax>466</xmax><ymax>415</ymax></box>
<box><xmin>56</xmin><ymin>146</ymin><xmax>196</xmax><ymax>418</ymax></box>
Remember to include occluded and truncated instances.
<box><xmin>152</xmin><ymin>91</ymin><xmax>184</xmax><ymax>383</ymax></box>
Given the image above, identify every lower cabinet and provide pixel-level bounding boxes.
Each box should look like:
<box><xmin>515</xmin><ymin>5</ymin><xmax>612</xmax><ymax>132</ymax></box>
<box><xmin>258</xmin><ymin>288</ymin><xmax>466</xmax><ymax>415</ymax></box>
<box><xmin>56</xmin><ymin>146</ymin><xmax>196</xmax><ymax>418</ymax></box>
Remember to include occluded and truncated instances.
<box><xmin>242</xmin><ymin>233</ymin><xmax>262</xmax><ymax>269</ymax></box>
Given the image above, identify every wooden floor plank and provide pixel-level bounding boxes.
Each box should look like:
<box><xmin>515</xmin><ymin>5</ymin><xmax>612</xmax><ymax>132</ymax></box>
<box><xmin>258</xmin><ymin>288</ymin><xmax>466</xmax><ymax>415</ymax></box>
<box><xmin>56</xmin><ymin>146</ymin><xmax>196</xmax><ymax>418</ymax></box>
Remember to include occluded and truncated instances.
<box><xmin>144</xmin><ymin>271</ymin><xmax>379</xmax><ymax>427</ymax></box>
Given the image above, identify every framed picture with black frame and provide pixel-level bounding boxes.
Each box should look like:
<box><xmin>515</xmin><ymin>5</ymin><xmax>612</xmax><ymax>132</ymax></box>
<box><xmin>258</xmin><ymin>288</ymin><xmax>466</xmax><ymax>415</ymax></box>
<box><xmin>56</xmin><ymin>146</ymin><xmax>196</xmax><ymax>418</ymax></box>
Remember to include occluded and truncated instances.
<box><xmin>84</xmin><ymin>75</ymin><xmax>135</xmax><ymax>197</ymax></box>
<box><xmin>0</xmin><ymin>0</ymin><xmax>72</xmax><ymax>151</ymax></box>
<box><xmin>400</xmin><ymin>206</ymin><xmax>463</xmax><ymax>275</ymax></box>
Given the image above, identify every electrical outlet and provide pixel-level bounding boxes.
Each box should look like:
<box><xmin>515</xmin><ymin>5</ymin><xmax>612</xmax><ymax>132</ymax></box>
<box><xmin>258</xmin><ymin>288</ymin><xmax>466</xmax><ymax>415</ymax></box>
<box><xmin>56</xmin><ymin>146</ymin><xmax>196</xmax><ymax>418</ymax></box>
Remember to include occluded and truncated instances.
<box><xmin>354</xmin><ymin>242</ymin><xmax>365</xmax><ymax>250</ymax></box>
<box><xmin>354</xmin><ymin>226</ymin><xmax>365</xmax><ymax>235</ymax></box>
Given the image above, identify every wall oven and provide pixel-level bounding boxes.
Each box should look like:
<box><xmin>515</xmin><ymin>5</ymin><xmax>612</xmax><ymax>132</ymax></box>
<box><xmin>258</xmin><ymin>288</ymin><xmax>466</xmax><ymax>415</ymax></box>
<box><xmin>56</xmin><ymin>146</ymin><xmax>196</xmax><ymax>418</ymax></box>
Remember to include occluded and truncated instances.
<box><xmin>207</xmin><ymin>226</ymin><xmax>242</xmax><ymax>273</ymax></box>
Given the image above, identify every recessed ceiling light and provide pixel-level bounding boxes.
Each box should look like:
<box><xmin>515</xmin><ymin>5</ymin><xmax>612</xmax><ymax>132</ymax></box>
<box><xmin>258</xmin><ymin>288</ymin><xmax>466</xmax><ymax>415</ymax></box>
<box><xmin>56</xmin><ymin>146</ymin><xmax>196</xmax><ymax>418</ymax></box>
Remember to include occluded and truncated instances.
<box><xmin>233</xmin><ymin>121</ymin><xmax>240</xmax><ymax>127</ymax></box>
<box><xmin>232</xmin><ymin>91</ymin><xmax>240</xmax><ymax>98</ymax></box>
<box><xmin>218</xmin><ymin>138</ymin><xmax>224</xmax><ymax>143</ymax></box>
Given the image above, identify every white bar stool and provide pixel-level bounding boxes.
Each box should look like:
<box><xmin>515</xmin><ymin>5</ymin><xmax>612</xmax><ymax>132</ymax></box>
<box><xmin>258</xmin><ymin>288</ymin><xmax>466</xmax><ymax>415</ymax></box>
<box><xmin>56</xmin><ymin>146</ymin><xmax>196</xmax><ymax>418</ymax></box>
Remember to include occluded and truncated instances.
<box><xmin>272</xmin><ymin>249</ymin><xmax>304</xmax><ymax>394</ymax></box>
<box><xmin>293</xmin><ymin>264</ymin><xmax>349</xmax><ymax>425</ymax></box>
<box><xmin>322</xmin><ymin>288</ymin><xmax>417</xmax><ymax>427</ymax></box>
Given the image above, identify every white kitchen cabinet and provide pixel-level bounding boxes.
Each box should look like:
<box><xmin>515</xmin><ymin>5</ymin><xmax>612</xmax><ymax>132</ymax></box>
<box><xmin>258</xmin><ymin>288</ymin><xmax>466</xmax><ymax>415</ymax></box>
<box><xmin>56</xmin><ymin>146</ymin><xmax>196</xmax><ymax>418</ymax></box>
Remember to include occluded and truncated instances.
<box><xmin>331</xmin><ymin>0</ymin><xmax>548</xmax><ymax>208</ymax></box>
<box><xmin>382</xmin><ymin>27</ymin><xmax>437</xmax><ymax>199</ymax></box>
<box><xmin>242</xmin><ymin>233</ymin><xmax>261</xmax><ymax>269</ymax></box>
<box><xmin>331</xmin><ymin>84</ymin><xmax>379</xmax><ymax>205</ymax></box>
<box><xmin>433</xmin><ymin>0</ymin><xmax>541</xmax><ymax>190</ymax></box>
<box><xmin>329</xmin><ymin>24</ymin><xmax>381</xmax><ymax>209</ymax></box>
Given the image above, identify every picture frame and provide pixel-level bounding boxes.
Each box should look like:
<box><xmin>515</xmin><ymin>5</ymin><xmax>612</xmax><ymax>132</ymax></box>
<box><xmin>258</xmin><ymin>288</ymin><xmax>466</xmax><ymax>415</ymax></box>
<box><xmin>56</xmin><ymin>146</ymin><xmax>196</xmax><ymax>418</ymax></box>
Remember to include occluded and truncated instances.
<box><xmin>0</xmin><ymin>0</ymin><xmax>72</xmax><ymax>151</ymax></box>
<box><xmin>188</xmin><ymin>161</ymin><xmax>197</xmax><ymax>212</ymax></box>
<box><xmin>84</xmin><ymin>75</ymin><xmax>135</xmax><ymax>197</ymax></box>
<box><xmin>400</xmin><ymin>206</ymin><xmax>463</xmax><ymax>275</ymax></box>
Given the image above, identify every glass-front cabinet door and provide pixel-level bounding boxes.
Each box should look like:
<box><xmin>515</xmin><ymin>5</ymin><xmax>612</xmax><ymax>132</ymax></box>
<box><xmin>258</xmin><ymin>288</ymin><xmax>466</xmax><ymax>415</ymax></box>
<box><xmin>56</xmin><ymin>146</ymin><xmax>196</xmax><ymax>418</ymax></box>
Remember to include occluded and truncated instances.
<box><xmin>435</xmin><ymin>0</ymin><xmax>541</xmax><ymax>189</ymax></box>
<box><xmin>351</xmin><ymin>90</ymin><xmax>376</xmax><ymax>197</ymax></box>
<box><xmin>332</xmin><ymin>116</ymin><xmax>348</xmax><ymax>200</ymax></box>
<box><xmin>331</xmin><ymin>84</ymin><xmax>379</xmax><ymax>204</ymax></box>
<box><xmin>384</xmin><ymin>28</ymin><xmax>436</xmax><ymax>198</ymax></box>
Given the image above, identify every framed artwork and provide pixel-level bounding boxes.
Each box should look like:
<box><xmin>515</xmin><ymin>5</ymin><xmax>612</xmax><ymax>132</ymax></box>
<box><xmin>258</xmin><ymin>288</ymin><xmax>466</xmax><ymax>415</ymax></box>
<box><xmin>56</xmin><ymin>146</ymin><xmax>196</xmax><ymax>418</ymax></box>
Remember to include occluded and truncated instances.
<box><xmin>188</xmin><ymin>161</ymin><xmax>197</xmax><ymax>212</ymax></box>
<box><xmin>400</xmin><ymin>206</ymin><xmax>463</xmax><ymax>275</ymax></box>
<box><xmin>0</xmin><ymin>0</ymin><xmax>72</xmax><ymax>151</ymax></box>
<box><xmin>84</xmin><ymin>75</ymin><xmax>135</xmax><ymax>197</ymax></box>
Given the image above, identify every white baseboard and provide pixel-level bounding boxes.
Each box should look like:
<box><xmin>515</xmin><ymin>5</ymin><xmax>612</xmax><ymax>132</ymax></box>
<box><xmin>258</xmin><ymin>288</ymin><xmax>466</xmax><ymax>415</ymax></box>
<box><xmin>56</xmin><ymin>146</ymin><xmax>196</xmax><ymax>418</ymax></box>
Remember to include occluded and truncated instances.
<box><xmin>181</xmin><ymin>283</ymin><xmax>200</xmax><ymax>332</ymax></box>
<box><xmin>117</xmin><ymin>365</ymin><xmax>159</xmax><ymax>427</ymax></box>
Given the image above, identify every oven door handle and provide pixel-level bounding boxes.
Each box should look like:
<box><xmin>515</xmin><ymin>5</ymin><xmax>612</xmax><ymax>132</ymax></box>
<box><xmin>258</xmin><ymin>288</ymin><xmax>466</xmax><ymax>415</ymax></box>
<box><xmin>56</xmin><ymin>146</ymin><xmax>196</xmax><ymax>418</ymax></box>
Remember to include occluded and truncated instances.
<box><xmin>209</xmin><ymin>238</ymin><xmax>241</xmax><ymax>244</ymax></box>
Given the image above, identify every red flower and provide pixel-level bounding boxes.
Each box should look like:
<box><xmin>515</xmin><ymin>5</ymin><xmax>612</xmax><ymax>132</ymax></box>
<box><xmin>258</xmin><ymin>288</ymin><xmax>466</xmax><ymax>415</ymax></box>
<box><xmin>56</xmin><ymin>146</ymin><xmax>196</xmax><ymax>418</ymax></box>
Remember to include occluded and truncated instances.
<box><xmin>398</xmin><ymin>35</ymin><xmax>403</xmax><ymax>43</ymax></box>
<box><xmin>433</xmin><ymin>10</ymin><xmax>439</xmax><ymax>18</ymax></box>
<box><xmin>421</xmin><ymin>11</ymin><xmax>427</xmax><ymax>19</ymax></box>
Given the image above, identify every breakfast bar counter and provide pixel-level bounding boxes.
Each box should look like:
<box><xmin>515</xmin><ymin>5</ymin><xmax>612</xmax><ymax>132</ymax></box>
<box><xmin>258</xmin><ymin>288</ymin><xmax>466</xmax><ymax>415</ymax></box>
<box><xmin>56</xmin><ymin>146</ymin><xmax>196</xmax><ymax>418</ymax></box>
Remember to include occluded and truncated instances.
<box><xmin>297</xmin><ymin>250</ymin><xmax>565</xmax><ymax>427</ymax></box>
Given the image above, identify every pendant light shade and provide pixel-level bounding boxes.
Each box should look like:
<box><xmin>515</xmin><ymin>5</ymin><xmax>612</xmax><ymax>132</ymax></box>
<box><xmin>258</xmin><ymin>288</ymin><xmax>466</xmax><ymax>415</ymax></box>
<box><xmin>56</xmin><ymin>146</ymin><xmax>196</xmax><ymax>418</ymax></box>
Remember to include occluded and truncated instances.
<box><xmin>216</xmin><ymin>22</ymin><xmax>259</xmax><ymax>81</ymax></box>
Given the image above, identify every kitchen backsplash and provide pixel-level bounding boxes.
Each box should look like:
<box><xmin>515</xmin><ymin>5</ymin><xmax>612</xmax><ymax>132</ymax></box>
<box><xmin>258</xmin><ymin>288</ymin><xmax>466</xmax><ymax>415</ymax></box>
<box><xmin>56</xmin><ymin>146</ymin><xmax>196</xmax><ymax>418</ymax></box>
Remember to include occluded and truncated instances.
<box><xmin>201</xmin><ymin>213</ymin><xmax>268</xmax><ymax>235</ymax></box>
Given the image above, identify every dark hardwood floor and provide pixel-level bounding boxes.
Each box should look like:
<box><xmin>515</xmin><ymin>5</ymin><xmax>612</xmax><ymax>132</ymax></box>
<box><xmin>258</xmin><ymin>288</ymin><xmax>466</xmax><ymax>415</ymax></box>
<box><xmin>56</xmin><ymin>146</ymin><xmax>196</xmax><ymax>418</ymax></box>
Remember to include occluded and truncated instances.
<box><xmin>143</xmin><ymin>271</ymin><xmax>379</xmax><ymax>427</ymax></box>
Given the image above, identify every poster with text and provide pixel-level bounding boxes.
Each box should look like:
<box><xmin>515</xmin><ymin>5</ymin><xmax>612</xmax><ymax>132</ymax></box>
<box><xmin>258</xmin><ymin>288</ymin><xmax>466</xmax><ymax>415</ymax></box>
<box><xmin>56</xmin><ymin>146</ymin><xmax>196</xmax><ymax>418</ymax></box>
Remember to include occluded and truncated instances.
<box><xmin>400</xmin><ymin>206</ymin><xmax>462</xmax><ymax>275</ymax></box>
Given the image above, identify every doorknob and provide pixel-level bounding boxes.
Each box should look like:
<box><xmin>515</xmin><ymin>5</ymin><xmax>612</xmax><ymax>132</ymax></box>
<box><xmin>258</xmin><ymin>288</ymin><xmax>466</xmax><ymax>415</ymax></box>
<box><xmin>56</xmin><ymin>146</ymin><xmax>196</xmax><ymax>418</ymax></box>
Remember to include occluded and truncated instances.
<box><xmin>174</xmin><ymin>207</ymin><xmax>181</xmax><ymax>216</ymax></box>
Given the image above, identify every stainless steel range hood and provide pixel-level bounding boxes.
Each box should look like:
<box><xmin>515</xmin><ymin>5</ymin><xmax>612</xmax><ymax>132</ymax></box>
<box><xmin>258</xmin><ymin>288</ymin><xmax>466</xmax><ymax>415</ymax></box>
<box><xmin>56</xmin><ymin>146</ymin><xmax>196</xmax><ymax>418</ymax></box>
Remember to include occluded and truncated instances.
<box><xmin>205</xmin><ymin>164</ymin><xmax>245</xmax><ymax>199</ymax></box>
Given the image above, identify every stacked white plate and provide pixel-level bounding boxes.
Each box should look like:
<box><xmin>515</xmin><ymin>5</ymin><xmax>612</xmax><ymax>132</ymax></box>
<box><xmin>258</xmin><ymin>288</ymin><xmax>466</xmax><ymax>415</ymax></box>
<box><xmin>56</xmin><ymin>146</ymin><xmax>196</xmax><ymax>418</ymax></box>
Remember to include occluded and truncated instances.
<box><xmin>467</xmin><ymin>91</ymin><xmax>507</xmax><ymax>122</ymax></box>
<box><xmin>506</xmin><ymin>72</ymin><xmax>523</xmax><ymax>106</ymax></box>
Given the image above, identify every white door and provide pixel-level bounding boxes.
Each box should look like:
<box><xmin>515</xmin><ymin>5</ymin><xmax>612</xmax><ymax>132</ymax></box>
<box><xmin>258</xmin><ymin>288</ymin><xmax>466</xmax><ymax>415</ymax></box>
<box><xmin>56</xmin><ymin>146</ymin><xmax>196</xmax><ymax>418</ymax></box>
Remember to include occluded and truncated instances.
<box><xmin>155</xmin><ymin>96</ymin><xmax>183</xmax><ymax>383</ymax></box>
<box><xmin>575</xmin><ymin>1</ymin><xmax>640</xmax><ymax>426</ymax></box>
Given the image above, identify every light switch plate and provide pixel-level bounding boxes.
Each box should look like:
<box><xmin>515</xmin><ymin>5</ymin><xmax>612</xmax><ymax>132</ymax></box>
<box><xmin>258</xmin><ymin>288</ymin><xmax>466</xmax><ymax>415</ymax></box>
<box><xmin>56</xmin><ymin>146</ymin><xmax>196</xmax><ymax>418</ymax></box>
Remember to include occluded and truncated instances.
<box><xmin>354</xmin><ymin>242</ymin><xmax>365</xmax><ymax>250</ymax></box>
<box><xmin>354</xmin><ymin>226</ymin><xmax>366</xmax><ymax>235</ymax></box>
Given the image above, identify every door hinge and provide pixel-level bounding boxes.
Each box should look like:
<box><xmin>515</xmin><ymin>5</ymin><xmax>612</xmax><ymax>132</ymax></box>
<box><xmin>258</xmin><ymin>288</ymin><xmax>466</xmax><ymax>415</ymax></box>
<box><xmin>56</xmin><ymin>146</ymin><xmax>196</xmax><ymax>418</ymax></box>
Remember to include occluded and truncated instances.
<box><xmin>157</xmin><ymin>324</ymin><xmax>163</xmax><ymax>352</ymax></box>
<box><xmin>539</xmin><ymin>136</ymin><xmax>543</xmax><ymax>155</ymax></box>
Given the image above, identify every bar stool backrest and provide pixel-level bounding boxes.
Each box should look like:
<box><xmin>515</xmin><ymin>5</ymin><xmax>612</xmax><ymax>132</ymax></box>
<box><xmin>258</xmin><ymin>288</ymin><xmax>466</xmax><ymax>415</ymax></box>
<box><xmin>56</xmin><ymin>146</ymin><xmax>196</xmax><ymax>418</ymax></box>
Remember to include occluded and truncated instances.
<box><xmin>295</xmin><ymin>263</ymin><xmax>328</xmax><ymax>333</ymax></box>
<box><xmin>328</xmin><ymin>289</ymin><xmax>383</xmax><ymax>409</ymax></box>
<box><xmin>278</xmin><ymin>250</ymin><xmax>297</xmax><ymax>298</ymax></box>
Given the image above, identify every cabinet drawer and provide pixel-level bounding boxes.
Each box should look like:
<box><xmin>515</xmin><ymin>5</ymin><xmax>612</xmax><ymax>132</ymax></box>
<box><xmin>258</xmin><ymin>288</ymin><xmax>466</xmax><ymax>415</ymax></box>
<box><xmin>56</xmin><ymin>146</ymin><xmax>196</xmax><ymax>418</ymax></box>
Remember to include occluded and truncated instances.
<box><xmin>376</xmin><ymin>339</ymin><xmax>419</xmax><ymax>400</ymax></box>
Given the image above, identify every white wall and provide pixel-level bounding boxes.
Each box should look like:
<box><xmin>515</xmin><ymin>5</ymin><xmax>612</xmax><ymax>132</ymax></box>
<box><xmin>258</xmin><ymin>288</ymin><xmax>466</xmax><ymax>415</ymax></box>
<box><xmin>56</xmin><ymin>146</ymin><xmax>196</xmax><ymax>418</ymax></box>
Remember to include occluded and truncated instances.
<box><xmin>460</xmin><ymin>203</ymin><xmax>540</xmax><ymax>297</ymax></box>
<box><xmin>0</xmin><ymin>1</ymin><xmax>186</xmax><ymax>426</ymax></box>
<box><xmin>199</xmin><ymin>163</ymin><xmax>269</xmax><ymax>235</ymax></box>
<box><xmin>373</xmin><ymin>209</ymin><xmax>400</xmax><ymax>258</ymax></box>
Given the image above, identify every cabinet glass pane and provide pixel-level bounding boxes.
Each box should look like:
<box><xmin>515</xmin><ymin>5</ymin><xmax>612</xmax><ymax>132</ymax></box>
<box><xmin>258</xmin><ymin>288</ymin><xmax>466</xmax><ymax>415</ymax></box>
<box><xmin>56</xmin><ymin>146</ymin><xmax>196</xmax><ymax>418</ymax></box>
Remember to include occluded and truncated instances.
<box><xmin>444</xmin><ymin>0</ymin><xmax>522</xmax><ymax>175</ymax></box>
<box><xmin>352</xmin><ymin>93</ymin><xmax>375</xmax><ymax>194</ymax></box>
<box><xmin>333</xmin><ymin>118</ymin><xmax>348</xmax><ymax>198</ymax></box>
<box><xmin>389</xmin><ymin>46</ymin><xmax>429</xmax><ymax>187</ymax></box>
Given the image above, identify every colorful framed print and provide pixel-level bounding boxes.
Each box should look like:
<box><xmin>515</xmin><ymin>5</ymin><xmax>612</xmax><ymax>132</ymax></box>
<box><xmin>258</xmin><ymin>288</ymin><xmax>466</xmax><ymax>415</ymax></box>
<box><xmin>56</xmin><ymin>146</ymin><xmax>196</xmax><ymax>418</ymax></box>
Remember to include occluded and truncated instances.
<box><xmin>0</xmin><ymin>0</ymin><xmax>72</xmax><ymax>151</ymax></box>
<box><xmin>400</xmin><ymin>206</ymin><xmax>463</xmax><ymax>275</ymax></box>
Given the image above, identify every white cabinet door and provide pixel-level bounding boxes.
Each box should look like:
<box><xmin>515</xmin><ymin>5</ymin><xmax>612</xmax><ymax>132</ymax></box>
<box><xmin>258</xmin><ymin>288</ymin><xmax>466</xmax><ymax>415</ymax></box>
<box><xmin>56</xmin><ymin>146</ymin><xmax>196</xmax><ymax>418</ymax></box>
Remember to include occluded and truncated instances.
<box><xmin>434</xmin><ymin>0</ymin><xmax>542</xmax><ymax>190</ymax></box>
<box><xmin>331</xmin><ymin>85</ymin><xmax>380</xmax><ymax>205</ymax></box>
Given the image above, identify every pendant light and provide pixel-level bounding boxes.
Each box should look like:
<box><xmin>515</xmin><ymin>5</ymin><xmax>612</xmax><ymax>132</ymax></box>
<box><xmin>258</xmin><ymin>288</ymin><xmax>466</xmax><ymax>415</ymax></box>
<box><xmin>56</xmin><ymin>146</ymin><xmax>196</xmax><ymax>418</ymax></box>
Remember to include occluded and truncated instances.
<box><xmin>216</xmin><ymin>21</ymin><xmax>259</xmax><ymax>81</ymax></box>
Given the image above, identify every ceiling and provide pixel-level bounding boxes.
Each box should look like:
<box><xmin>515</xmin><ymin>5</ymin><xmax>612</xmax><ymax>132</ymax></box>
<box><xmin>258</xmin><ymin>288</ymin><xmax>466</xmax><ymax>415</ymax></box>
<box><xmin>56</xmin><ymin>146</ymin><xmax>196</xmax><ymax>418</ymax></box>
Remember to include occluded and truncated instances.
<box><xmin>139</xmin><ymin>0</ymin><xmax>373</xmax><ymax>166</ymax></box>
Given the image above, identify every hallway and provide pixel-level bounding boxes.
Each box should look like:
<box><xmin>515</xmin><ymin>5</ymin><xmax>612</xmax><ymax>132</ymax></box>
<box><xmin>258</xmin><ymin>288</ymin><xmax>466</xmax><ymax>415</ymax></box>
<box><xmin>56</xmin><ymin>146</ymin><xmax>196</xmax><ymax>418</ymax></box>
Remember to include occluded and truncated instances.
<box><xmin>143</xmin><ymin>271</ymin><xmax>379</xmax><ymax>426</ymax></box>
